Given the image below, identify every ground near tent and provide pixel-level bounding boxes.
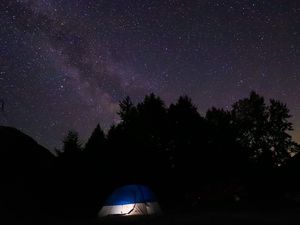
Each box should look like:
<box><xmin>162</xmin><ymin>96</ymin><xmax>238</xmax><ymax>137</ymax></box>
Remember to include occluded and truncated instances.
<box><xmin>8</xmin><ymin>208</ymin><xmax>300</xmax><ymax>225</ymax></box>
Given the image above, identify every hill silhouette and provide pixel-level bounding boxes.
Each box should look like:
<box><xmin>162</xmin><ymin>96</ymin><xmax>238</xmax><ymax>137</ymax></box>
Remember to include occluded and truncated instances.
<box><xmin>0</xmin><ymin>126</ymin><xmax>55</xmax><ymax>223</ymax></box>
<box><xmin>0</xmin><ymin>126</ymin><xmax>55</xmax><ymax>164</ymax></box>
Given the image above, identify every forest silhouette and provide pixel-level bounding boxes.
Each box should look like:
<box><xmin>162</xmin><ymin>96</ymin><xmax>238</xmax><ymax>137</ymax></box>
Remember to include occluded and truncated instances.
<box><xmin>1</xmin><ymin>91</ymin><xmax>300</xmax><ymax>221</ymax></box>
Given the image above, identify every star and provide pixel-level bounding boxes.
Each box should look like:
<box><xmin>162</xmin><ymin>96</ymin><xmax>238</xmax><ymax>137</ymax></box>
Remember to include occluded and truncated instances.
<box><xmin>0</xmin><ymin>0</ymin><xmax>299</xmax><ymax>150</ymax></box>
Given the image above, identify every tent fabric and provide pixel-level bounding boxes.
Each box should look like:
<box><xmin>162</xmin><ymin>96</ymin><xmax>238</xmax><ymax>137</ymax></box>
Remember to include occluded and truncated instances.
<box><xmin>104</xmin><ymin>185</ymin><xmax>156</xmax><ymax>205</ymax></box>
<box><xmin>98</xmin><ymin>185</ymin><xmax>162</xmax><ymax>217</ymax></box>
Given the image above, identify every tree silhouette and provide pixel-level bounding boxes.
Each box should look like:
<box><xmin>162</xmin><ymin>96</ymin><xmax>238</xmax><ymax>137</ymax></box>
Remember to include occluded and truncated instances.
<box><xmin>167</xmin><ymin>96</ymin><xmax>205</xmax><ymax>191</ymax></box>
<box><xmin>57</xmin><ymin>130</ymin><xmax>82</xmax><ymax>158</ymax></box>
<box><xmin>117</xmin><ymin>96</ymin><xmax>137</xmax><ymax>124</ymax></box>
<box><xmin>55</xmin><ymin>130</ymin><xmax>86</xmax><ymax>215</ymax></box>
<box><xmin>106</xmin><ymin>94</ymin><xmax>172</xmax><ymax>201</ymax></box>
<box><xmin>232</xmin><ymin>91</ymin><xmax>299</xmax><ymax>168</ymax></box>
<box><xmin>135</xmin><ymin>93</ymin><xmax>168</xmax><ymax>152</ymax></box>
<box><xmin>104</xmin><ymin>92</ymin><xmax>300</xmax><ymax>206</ymax></box>
<box><xmin>206</xmin><ymin>107</ymin><xmax>249</xmax><ymax>178</ymax></box>
<box><xmin>232</xmin><ymin>91</ymin><xmax>269</xmax><ymax>165</ymax></box>
<box><xmin>80</xmin><ymin>124</ymin><xmax>110</xmax><ymax>215</ymax></box>
<box><xmin>268</xmin><ymin>99</ymin><xmax>299</xmax><ymax>166</ymax></box>
<box><xmin>231</xmin><ymin>91</ymin><xmax>300</xmax><ymax>203</ymax></box>
<box><xmin>84</xmin><ymin>124</ymin><xmax>106</xmax><ymax>154</ymax></box>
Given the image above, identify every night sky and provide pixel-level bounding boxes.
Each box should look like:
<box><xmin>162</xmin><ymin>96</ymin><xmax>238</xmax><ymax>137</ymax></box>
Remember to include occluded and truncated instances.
<box><xmin>1</xmin><ymin>0</ymin><xmax>300</xmax><ymax>151</ymax></box>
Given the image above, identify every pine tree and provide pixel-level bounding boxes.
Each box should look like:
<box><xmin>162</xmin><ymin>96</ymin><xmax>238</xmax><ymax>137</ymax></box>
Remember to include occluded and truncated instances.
<box><xmin>85</xmin><ymin>124</ymin><xmax>105</xmax><ymax>154</ymax></box>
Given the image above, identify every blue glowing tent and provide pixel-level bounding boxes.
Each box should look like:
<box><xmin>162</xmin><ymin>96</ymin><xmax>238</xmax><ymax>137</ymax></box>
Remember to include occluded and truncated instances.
<box><xmin>98</xmin><ymin>185</ymin><xmax>162</xmax><ymax>217</ymax></box>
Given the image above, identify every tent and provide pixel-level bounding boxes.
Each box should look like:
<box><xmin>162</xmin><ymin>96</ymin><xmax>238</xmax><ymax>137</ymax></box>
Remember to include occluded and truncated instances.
<box><xmin>98</xmin><ymin>184</ymin><xmax>162</xmax><ymax>217</ymax></box>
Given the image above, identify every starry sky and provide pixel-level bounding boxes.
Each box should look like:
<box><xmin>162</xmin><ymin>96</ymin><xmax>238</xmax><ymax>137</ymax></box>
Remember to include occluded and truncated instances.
<box><xmin>1</xmin><ymin>0</ymin><xmax>300</xmax><ymax>151</ymax></box>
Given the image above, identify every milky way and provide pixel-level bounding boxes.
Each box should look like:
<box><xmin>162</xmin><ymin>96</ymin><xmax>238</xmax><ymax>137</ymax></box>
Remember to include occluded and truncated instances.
<box><xmin>1</xmin><ymin>0</ymin><xmax>300</xmax><ymax>151</ymax></box>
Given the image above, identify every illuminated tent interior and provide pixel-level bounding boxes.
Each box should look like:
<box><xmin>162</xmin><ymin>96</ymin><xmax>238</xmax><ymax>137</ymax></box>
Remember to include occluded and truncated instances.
<box><xmin>98</xmin><ymin>184</ymin><xmax>162</xmax><ymax>217</ymax></box>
